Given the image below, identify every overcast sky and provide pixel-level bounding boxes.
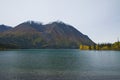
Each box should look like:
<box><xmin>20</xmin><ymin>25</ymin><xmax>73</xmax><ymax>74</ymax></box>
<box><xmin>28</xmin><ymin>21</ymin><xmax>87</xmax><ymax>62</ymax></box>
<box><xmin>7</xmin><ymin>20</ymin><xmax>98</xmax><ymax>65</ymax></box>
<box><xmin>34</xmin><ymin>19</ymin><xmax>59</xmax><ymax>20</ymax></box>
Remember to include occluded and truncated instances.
<box><xmin>0</xmin><ymin>0</ymin><xmax>120</xmax><ymax>43</ymax></box>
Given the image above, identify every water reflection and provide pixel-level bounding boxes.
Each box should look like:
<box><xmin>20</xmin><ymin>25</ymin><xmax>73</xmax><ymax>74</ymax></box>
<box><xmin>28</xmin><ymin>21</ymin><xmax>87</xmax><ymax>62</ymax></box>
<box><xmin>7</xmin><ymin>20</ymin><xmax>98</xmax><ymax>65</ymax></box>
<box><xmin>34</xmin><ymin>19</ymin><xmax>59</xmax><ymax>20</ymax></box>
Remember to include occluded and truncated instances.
<box><xmin>0</xmin><ymin>50</ymin><xmax>120</xmax><ymax>73</ymax></box>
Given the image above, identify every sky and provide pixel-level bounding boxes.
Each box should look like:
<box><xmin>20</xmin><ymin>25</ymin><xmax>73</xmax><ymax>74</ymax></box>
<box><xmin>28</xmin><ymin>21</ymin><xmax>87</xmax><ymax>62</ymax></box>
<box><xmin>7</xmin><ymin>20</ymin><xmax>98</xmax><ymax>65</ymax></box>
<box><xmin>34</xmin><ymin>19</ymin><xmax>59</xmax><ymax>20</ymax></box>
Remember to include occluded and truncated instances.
<box><xmin>0</xmin><ymin>0</ymin><xmax>120</xmax><ymax>43</ymax></box>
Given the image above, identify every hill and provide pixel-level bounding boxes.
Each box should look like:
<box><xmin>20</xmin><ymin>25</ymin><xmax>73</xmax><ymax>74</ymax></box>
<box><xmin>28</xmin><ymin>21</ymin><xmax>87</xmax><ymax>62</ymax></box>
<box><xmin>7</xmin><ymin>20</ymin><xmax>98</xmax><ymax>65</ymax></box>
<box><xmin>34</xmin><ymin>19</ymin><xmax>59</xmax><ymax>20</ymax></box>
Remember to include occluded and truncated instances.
<box><xmin>0</xmin><ymin>21</ymin><xmax>95</xmax><ymax>49</ymax></box>
<box><xmin>0</xmin><ymin>25</ymin><xmax>12</xmax><ymax>32</ymax></box>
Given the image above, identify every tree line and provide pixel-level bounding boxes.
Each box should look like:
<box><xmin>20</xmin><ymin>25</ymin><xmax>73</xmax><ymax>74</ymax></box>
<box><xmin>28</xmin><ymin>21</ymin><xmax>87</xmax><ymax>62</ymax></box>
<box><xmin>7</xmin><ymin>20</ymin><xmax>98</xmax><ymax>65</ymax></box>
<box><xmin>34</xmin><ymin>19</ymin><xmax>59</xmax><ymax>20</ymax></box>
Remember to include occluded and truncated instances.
<box><xmin>80</xmin><ymin>42</ymin><xmax>120</xmax><ymax>50</ymax></box>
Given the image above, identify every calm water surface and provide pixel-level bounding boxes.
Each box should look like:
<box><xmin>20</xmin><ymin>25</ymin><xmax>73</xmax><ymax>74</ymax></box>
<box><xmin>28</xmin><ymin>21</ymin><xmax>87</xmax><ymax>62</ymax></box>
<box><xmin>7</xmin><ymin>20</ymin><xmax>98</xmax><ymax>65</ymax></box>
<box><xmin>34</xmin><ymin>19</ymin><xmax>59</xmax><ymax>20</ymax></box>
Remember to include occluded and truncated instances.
<box><xmin>0</xmin><ymin>49</ymin><xmax>120</xmax><ymax>80</ymax></box>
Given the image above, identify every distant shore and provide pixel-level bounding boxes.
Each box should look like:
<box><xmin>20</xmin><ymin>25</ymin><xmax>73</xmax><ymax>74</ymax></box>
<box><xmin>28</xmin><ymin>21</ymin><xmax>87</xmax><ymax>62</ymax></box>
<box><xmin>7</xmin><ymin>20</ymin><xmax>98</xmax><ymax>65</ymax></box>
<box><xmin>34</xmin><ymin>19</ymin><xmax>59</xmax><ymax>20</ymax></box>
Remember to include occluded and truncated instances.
<box><xmin>80</xmin><ymin>42</ymin><xmax>120</xmax><ymax>51</ymax></box>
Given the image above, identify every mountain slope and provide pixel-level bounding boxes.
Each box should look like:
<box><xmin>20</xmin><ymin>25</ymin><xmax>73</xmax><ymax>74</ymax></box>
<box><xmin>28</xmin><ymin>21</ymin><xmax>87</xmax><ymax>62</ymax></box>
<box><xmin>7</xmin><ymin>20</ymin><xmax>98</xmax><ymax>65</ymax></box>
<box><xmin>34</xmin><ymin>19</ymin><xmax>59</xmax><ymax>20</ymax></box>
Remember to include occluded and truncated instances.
<box><xmin>0</xmin><ymin>25</ymin><xmax>12</xmax><ymax>32</ymax></box>
<box><xmin>44</xmin><ymin>22</ymin><xmax>94</xmax><ymax>48</ymax></box>
<box><xmin>0</xmin><ymin>21</ymin><xmax>95</xmax><ymax>49</ymax></box>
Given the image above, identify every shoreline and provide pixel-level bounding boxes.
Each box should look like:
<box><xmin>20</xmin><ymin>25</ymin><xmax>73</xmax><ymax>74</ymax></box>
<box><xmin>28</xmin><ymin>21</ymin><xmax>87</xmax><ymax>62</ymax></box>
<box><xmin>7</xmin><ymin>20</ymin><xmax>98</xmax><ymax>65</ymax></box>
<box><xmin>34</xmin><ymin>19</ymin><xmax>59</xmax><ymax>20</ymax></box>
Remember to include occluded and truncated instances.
<box><xmin>0</xmin><ymin>70</ymin><xmax>120</xmax><ymax>80</ymax></box>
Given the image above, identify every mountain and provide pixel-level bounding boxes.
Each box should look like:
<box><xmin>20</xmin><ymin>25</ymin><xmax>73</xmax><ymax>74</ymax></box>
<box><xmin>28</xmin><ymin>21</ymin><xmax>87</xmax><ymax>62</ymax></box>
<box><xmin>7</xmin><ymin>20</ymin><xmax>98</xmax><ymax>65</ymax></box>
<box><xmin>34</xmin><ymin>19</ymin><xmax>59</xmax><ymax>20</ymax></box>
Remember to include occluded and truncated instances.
<box><xmin>0</xmin><ymin>25</ymin><xmax>12</xmax><ymax>32</ymax></box>
<box><xmin>0</xmin><ymin>21</ymin><xmax>95</xmax><ymax>49</ymax></box>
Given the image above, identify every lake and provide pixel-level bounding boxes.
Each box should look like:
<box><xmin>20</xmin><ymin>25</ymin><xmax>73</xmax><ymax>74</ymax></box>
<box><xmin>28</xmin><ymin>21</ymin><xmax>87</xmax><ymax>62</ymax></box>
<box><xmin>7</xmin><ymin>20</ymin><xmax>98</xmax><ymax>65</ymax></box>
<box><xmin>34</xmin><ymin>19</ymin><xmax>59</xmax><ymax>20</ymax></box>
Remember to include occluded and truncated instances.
<box><xmin>0</xmin><ymin>49</ymin><xmax>120</xmax><ymax>80</ymax></box>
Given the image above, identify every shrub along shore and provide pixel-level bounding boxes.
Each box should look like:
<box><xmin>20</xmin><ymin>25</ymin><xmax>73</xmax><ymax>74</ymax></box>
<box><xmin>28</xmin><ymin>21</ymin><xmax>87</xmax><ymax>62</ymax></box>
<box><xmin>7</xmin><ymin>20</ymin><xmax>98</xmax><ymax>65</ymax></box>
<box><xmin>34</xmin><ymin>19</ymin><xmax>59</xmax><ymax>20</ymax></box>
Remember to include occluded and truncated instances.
<box><xmin>80</xmin><ymin>42</ymin><xmax>120</xmax><ymax>50</ymax></box>
<box><xmin>0</xmin><ymin>41</ymin><xmax>120</xmax><ymax>51</ymax></box>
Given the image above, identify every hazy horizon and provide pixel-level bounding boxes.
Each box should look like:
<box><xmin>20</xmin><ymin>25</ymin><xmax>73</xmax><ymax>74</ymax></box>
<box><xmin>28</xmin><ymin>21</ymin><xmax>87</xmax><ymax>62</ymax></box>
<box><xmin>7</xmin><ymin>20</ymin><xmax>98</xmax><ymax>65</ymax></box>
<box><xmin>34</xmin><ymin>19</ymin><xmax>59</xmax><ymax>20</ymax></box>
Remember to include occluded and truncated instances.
<box><xmin>0</xmin><ymin>0</ymin><xmax>120</xmax><ymax>43</ymax></box>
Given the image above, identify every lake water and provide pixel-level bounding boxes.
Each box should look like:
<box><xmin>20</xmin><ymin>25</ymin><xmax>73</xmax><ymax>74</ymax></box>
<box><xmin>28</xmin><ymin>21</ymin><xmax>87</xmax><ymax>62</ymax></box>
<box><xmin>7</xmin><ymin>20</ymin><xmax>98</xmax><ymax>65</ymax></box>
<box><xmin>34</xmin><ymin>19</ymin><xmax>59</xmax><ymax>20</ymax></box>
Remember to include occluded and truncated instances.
<box><xmin>0</xmin><ymin>49</ymin><xmax>120</xmax><ymax>80</ymax></box>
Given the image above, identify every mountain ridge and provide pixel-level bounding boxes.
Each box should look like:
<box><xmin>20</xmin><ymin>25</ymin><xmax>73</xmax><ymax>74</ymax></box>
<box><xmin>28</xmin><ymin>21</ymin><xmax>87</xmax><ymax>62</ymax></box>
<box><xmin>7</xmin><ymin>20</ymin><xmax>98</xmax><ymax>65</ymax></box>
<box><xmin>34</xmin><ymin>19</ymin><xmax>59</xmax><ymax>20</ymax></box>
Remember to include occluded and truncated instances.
<box><xmin>0</xmin><ymin>24</ymin><xmax>12</xmax><ymax>32</ymax></box>
<box><xmin>0</xmin><ymin>21</ymin><xmax>95</xmax><ymax>49</ymax></box>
